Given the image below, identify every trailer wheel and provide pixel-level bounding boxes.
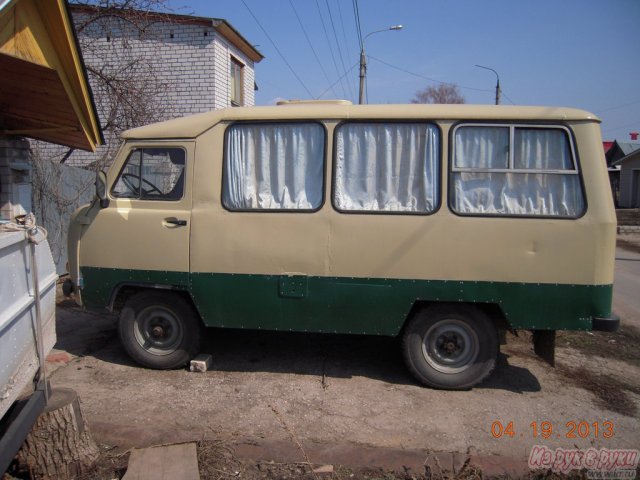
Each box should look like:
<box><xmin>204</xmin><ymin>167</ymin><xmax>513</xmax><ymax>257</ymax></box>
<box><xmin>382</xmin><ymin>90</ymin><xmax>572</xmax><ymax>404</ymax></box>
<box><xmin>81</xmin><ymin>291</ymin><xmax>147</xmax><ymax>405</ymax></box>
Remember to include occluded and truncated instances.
<box><xmin>402</xmin><ymin>304</ymin><xmax>498</xmax><ymax>389</ymax></box>
<box><xmin>119</xmin><ymin>291</ymin><xmax>201</xmax><ymax>369</ymax></box>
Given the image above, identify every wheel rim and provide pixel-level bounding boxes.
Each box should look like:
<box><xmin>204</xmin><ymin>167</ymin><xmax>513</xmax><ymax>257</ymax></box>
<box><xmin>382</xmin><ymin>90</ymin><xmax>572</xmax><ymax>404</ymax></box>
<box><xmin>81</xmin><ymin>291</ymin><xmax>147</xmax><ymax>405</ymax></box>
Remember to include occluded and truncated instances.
<box><xmin>133</xmin><ymin>305</ymin><xmax>184</xmax><ymax>356</ymax></box>
<box><xmin>422</xmin><ymin>319</ymin><xmax>479</xmax><ymax>373</ymax></box>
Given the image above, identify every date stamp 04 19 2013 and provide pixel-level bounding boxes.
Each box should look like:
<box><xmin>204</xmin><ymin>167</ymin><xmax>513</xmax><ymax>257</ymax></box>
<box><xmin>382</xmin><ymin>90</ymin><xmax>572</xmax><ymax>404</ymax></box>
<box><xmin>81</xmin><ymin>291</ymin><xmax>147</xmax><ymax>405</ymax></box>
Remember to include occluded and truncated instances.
<box><xmin>490</xmin><ymin>420</ymin><xmax>615</xmax><ymax>439</ymax></box>
<box><xmin>490</xmin><ymin>421</ymin><xmax>639</xmax><ymax>479</ymax></box>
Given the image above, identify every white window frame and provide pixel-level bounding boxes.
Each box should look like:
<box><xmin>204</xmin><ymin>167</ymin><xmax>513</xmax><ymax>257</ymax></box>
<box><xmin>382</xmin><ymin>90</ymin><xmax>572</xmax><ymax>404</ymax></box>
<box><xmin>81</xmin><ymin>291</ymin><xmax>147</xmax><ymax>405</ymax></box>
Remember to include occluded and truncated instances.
<box><xmin>230</xmin><ymin>57</ymin><xmax>244</xmax><ymax>107</ymax></box>
<box><xmin>452</xmin><ymin>124</ymin><xmax>579</xmax><ymax>175</ymax></box>
<box><xmin>450</xmin><ymin>123</ymin><xmax>585</xmax><ymax>218</ymax></box>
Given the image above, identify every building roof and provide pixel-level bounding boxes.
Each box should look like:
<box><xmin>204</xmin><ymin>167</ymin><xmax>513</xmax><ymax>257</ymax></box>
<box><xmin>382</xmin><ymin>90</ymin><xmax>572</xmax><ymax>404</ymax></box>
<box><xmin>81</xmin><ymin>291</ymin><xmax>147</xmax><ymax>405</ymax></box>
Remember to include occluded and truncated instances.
<box><xmin>617</xmin><ymin>142</ymin><xmax>640</xmax><ymax>156</ymax></box>
<box><xmin>612</xmin><ymin>146</ymin><xmax>640</xmax><ymax>167</ymax></box>
<box><xmin>0</xmin><ymin>0</ymin><xmax>103</xmax><ymax>151</ymax></box>
<box><xmin>122</xmin><ymin>103</ymin><xmax>601</xmax><ymax>140</ymax></box>
<box><xmin>69</xmin><ymin>4</ymin><xmax>264</xmax><ymax>63</ymax></box>
<box><xmin>606</xmin><ymin>140</ymin><xmax>640</xmax><ymax>166</ymax></box>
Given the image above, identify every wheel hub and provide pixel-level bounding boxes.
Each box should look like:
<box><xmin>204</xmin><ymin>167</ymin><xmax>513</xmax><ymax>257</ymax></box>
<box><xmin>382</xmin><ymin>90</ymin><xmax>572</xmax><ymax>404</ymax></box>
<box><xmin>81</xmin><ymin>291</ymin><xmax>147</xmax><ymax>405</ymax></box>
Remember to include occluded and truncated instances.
<box><xmin>151</xmin><ymin>325</ymin><xmax>165</xmax><ymax>338</ymax></box>
<box><xmin>442</xmin><ymin>339</ymin><xmax>458</xmax><ymax>354</ymax></box>
<box><xmin>133</xmin><ymin>306</ymin><xmax>184</xmax><ymax>356</ymax></box>
<box><xmin>422</xmin><ymin>319</ymin><xmax>479</xmax><ymax>374</ymax></box>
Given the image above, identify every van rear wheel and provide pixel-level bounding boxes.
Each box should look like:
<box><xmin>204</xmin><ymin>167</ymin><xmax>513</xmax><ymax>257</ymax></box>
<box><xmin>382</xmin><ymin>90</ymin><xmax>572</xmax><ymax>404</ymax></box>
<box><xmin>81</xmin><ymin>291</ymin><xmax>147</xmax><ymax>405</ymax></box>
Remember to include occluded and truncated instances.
<box><xmin>119</xmin><ymin>291</ymin><xmax>201</xmax><ymax>369</ymax></box>
<box><xmin>402</xmin><ymin>304</ymin><xmax>498</xmax><ymax>389</ymax></box>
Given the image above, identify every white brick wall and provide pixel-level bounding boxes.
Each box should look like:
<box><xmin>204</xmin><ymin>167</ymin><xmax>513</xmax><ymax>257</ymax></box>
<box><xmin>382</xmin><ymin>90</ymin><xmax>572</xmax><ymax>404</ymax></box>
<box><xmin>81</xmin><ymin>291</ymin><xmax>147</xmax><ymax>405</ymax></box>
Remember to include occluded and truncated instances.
<box><xmin>44</xmin><ymin>11</ymin><xmax>257</xmax><ymax>167</ymax></box>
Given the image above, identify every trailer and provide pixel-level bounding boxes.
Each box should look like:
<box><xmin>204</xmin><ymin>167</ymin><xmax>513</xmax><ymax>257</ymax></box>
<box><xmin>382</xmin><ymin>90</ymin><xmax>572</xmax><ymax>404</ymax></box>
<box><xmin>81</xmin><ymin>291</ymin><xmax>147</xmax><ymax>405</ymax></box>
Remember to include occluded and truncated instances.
<box><xmin>0</xmin><ymin>221</ymin><xmax>56</xmax><ymax>473</ymax></box>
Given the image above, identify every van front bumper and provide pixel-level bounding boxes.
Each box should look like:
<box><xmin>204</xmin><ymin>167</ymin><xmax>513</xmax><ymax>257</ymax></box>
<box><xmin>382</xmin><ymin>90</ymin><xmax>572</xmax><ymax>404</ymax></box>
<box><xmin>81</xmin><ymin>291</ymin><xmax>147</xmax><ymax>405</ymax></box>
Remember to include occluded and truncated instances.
<box><xmin>592</xmin><ymin>314</ymin><xmax>620</xmax><ymax>332</ymax></box>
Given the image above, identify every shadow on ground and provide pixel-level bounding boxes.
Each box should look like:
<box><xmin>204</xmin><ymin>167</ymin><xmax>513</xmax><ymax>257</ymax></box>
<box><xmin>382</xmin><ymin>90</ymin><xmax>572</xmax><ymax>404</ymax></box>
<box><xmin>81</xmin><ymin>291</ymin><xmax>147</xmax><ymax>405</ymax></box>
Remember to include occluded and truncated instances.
<box><xmin>55</xmin><ymin>305</ymin><xmax>541</xmax><ymax>393</ymax></box>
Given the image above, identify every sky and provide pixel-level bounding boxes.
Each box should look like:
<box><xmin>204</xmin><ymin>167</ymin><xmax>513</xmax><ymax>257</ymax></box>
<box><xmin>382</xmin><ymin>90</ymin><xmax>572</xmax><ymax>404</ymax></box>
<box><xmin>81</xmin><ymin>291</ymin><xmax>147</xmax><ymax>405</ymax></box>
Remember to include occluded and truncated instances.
<box><xmin>171</xmin><ymin>0</ymin><xmax>639</xmax><ymax>143</ymax></box>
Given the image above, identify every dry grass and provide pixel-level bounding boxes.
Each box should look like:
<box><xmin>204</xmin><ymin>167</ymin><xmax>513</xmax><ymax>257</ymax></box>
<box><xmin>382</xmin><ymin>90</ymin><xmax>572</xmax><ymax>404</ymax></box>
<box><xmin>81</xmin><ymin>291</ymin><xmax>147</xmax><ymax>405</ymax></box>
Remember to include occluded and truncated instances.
<box><xmin>557</xmin><ymin>365</ymin><xmax>639</xmax><ymax>417</ymax></box>
<box><xmin>556</xmin><ymin>325</ymin><xmax>640</xmax><ymax>367</ymax></box>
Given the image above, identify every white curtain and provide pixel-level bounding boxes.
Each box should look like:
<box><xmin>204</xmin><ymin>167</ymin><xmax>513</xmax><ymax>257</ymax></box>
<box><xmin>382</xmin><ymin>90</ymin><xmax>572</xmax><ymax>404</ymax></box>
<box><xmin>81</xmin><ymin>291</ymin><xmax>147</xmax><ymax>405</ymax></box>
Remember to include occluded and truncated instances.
<box><xmin>455</xmin><ymin>126</ymin><xmax>509</xmax><ymax>169</ymax></box>
<box><xmin>334</xmin><ymin>123</ymin><xmax>439</xmax><ymax>212</ymax></box>
<box><xmin>453</xmin><ymin>127</ymin><xmax>584</xmax><ymax>216</ymax></box>
<box><xmin>223</xmin><ymin>123</ymin><xmax>324</xmax><ymax>210</ymax></box>
<box><xmin>514</xmin><ymin>128</ymin><xmax>573</xmax><ymax>170</ymax></box>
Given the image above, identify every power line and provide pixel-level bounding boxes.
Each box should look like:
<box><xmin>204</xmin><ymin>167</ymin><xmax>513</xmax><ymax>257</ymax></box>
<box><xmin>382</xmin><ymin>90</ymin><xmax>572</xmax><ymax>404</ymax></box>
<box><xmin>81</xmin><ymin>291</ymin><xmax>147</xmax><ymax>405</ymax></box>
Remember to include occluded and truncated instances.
<box><xmin>352</xmin><ymin>0</ymin><xmax>363</xmax><ymax>50</ymax></box>
<box><xmin>368</xmin><ymin>55</ymin><xmax>495</xmax><ymax>94</ymax></box>
<box><xmin>500</xmin><ymin>91</ymin><xmax>516</xmax><ymax>105</ymax></box>
<box><xmin>240</xmin><ymin>0</ymin><xmax>313</xmax><ymax>98</ymax></box>
<box><xmin>316</xmin><ymin>62</ymin><xmax>359</xmax><ymax>99</ymax></box>
<box><xmin>288</xmin><ymin>0</ymin><xmax>338</xmax><ymax>98</ymax></box>
<box><xmin>596</xmin><ymin>99</ymin><xmax>640</xmax><ymax>115</ymax></box>
<box><xmin>335</xmin><ymin>0</ymin><xmax>355</xmax><ymax>89</ymax></box>
<box><xmin>324</xmin><ymin>0</ymin><xmax>355</xmax><ymax>101</ymax></box>
<box><xmin>602</xmin><ymin>119</ymin><xmax>640</xmax><ymax>134</ymax></box>
<box><xmin>314</xmin><ymin>0</ymin><xmax>348</xmax><ymax>98</ymax></box>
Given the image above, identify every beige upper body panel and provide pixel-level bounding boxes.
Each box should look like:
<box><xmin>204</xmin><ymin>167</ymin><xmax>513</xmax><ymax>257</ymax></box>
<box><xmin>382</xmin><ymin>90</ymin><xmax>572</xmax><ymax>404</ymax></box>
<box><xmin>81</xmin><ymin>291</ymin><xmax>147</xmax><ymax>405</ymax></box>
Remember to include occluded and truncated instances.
<box><xmin>121</xmin><ymin>104</ymin><xmax>600</xmax><ymax>139</ymax></box>
<box><xmin>100</xmin><ymin>105</ymin><xmax>614</xmax><ymax>285</ymax></box>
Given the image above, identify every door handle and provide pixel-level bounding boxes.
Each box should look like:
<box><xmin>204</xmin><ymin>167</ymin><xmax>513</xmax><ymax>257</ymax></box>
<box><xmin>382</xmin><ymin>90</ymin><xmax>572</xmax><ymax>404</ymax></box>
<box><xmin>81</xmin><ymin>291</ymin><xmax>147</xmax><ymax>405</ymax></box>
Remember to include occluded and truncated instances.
<box><xmin>163</xmin><ymin>218</ymin><xmax>187</xmax><ymax>227</ymax></box>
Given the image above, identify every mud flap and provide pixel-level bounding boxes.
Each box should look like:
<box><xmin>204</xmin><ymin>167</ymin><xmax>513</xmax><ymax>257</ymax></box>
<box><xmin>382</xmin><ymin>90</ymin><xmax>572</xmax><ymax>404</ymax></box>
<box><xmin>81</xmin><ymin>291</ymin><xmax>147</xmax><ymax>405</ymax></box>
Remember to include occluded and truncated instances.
<box><xmin>533</xmin><ymin>330</ymin><xmax>556</xmax><ymax>367</ymax></box>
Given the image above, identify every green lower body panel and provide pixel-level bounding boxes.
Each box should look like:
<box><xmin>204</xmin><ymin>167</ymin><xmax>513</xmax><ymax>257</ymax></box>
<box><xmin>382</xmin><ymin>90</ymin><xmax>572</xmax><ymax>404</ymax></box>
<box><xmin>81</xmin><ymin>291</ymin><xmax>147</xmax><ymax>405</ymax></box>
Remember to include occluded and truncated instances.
<box><xmin>80</xmin><ymin>267</ymin><xmax>613</xmax><ymax>335</ymax></box>
<box><xmin>80</xmin><ymin>268</ymin><xmax>189</xmax><ymax>308</ymax></box>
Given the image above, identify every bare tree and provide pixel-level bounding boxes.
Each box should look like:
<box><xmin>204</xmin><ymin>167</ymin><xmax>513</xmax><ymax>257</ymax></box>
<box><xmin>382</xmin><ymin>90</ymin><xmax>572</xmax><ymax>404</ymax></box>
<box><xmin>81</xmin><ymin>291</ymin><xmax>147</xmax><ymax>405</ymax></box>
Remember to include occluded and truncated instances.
<box><xmin>70</xmin><ymin>0</ymin><xmax>177</xmax><ymax>167</ymax></box>
<box><xmin>411</xmin><ymin>84</ymin><xmax>465</xmax><ymax>104</ymax></box>
<box><xmin>28</xmin><ymin>0</ymin><xmax>178</xmax><ymax>272</ymax></box>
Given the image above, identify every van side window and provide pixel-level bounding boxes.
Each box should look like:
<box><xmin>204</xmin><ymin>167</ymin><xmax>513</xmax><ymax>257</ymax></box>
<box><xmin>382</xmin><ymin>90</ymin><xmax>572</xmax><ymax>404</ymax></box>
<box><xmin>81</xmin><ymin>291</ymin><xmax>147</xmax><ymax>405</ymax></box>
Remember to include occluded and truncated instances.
<box><xmin>111</xmin><ymin>148</ymin><xmax>185</xmax><ymax>201</ymax></box>
<box><xmin>223</xmin><ymin>123</ymin><xmax>325</xmax><ymax>211</ymax></box>
<box><xmin>451</xmin><ymin>125</ymin><xmax>585</xmax><ymax>217</ymax></box>
<box><xmin>333</xmin><ymin>123</ymin><xmax>439</xmax><ymax>213</ymax></box>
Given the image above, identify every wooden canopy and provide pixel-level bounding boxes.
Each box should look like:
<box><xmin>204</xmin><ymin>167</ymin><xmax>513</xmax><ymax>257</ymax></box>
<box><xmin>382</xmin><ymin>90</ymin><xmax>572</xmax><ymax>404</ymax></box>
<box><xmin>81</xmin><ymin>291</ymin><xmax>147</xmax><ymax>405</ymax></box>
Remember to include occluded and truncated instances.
<box><xmin>0</xmin><ymin>0</ymin><xmax>103</xmax><ymax>151</ymax></box>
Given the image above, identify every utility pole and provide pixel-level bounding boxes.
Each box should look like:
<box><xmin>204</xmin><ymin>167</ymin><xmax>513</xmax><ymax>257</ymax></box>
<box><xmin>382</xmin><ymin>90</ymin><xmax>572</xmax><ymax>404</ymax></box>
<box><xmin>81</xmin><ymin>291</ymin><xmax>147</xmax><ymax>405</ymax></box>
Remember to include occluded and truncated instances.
<box><xmin>359</xmin><ymin>48</ymin><xmax>367</xmax><ymax>105</ymax></box>
<box><xmin>475</xmin><ymin>65</ymin><xmax>501</xmax><ymax>105</ymax></box>
<box><xmin>359</xmin><ymin>25</ymin><xmax>403</xmax><ymax>104</ymax></box>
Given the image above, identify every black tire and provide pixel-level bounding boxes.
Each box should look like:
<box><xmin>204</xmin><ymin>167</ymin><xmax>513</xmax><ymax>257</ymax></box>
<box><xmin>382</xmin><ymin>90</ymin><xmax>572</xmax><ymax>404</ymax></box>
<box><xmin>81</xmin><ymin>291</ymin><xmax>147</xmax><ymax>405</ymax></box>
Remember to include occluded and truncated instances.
<box><xmin>402</xmin><ymin>304</ymin><xmax>498</xmax><ymax>390</ymax></box>
<box><xmin>118</xmin><ymin>291</ymin><xmax>202</xmax><ymax>369</ymax></box>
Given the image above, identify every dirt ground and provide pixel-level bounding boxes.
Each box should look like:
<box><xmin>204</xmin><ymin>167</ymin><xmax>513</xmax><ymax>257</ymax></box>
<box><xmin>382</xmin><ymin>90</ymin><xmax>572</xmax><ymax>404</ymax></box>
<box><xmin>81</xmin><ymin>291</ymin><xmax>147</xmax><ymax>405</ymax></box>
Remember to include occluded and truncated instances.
<box><xmin>13</xmin><ymin>234</ymin><xmax>640</xmax><ymax>479</ymax></box>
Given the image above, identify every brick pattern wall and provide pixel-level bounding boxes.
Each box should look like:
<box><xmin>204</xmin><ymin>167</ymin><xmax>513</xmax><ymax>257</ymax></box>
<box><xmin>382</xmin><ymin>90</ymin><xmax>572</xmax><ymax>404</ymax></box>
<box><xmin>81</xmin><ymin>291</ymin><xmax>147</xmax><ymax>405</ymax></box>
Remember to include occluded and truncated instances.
<box><xmin>38</xmin><ymin>12</ymin><xmax>256</xmax><ymax>167</ymax></box>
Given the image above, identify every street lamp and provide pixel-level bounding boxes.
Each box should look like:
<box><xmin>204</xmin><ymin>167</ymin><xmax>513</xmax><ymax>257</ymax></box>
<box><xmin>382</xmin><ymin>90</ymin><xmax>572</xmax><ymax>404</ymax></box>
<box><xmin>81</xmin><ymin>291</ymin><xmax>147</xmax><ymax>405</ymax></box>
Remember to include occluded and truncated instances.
<box><xmin>359</xmin><ymin>25</ymin><xmax>403</xmax><ymax>104</ymax></box>
<box><xmin>475</xmin><ymin>64</ymin><xmax>501</xmax><ymax>105</ymax></box>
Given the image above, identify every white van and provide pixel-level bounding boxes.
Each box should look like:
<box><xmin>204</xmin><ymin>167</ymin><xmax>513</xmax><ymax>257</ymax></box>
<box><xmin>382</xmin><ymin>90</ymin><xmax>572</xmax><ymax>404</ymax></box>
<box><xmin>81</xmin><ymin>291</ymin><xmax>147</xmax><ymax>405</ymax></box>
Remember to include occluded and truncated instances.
<box><xmin>67</xmin><ymin>102</ymin><xmax>619</xmax><ymax>389</ymax></box>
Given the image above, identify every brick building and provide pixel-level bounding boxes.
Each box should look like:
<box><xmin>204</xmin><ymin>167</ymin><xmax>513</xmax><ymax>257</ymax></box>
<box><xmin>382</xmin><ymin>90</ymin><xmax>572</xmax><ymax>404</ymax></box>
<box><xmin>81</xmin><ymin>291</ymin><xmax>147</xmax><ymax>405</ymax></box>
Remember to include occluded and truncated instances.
<box><xmin>41</xmin><ymin>5</ymin><xmax>263</xmax><ymax>167</ymax></box>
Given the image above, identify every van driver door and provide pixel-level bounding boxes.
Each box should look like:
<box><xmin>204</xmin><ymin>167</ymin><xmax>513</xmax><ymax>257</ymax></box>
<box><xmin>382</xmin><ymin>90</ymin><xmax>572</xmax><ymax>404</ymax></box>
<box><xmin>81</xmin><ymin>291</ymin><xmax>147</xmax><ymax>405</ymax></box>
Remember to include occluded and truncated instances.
<box><xmin>78</xmin><ymin>141</ymin><xmax>194</xmax><ymax>304</ymax></box>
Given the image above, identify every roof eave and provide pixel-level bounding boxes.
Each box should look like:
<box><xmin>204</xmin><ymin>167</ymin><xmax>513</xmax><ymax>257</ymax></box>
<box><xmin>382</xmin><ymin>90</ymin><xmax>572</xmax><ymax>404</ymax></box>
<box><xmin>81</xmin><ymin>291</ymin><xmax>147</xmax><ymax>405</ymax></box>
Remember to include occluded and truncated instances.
<box><xmin>211</xmin><ymin>19</ymin><xmax>263</xmax><ymax>63</ymax></box>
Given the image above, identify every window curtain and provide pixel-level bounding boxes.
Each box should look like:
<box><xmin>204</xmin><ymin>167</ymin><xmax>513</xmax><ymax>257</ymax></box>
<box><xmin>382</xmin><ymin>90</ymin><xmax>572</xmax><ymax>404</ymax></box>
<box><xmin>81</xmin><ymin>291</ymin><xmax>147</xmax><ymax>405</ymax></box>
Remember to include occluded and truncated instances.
<box><xmin>223</xmin><ymin>123</ymin><xmax>324</xmax><ymax>210</ymax></box>
<box><xmin>453</xmin><ymin>127</ymin><xmax>584</xmax><ymax>216</ymax></box>
<box><xmin>514</xmin><ymin>128</ymin><xmax>573</xmax><ymax>170</ymax></box>
<box><xmin>455</xmin><ymin>126</ymin><xmax>509</xmax><ymax>169</ymax></box>
<box><xmin>334</xmin><ymin>123</ymin><xmax>439</xmax><ymax>212</ymax></box>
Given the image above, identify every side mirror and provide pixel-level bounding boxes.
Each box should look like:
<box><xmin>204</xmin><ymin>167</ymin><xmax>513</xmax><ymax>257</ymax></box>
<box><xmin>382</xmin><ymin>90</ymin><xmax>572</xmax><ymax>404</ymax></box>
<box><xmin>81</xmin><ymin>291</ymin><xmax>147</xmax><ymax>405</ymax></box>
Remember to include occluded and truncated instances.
<box><xmin>95</xmin><ymin>171</ymin><xmax>110</xmax><ymax>208</ymax></box>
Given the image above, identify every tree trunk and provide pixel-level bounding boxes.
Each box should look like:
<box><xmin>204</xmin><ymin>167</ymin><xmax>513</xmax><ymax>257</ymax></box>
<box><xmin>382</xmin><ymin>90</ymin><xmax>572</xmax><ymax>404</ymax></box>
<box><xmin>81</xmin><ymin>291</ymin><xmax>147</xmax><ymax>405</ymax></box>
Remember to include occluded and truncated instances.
<box><xmin>17</xmin><ymin>388</ymin><xmax>100</xmax><ymax>479</ymax></box>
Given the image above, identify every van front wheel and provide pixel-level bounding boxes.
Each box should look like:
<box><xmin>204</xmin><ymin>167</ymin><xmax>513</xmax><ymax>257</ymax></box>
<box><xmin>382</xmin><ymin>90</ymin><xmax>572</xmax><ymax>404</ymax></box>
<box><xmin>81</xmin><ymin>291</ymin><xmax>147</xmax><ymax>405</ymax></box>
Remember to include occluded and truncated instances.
<box><xmin>119</xmin><ymin>291</ymin><xmax>201</xmax><ymax>369</ymax></box>
<box><xmin>402</xmin><ymin>305</ymin><xmax>498</xmax><ymax>389</ymax></box>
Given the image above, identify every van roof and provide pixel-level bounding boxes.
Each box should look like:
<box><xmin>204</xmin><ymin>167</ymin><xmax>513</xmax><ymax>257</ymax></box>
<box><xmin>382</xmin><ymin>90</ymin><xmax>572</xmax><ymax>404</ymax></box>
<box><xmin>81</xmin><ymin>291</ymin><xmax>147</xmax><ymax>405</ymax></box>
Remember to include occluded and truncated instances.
<box><xmin>121</xmin><ymin>104</ymin><xmax>600</xmax><ymax>140</ymax></box>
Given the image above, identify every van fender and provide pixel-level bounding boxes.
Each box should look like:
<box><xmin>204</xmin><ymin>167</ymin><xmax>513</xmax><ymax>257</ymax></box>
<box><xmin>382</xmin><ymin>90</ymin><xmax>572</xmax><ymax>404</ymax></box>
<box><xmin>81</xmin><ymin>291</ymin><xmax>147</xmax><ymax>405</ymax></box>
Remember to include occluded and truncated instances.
<box><xmin>106</xmin><ymin>282</ymin><xmax>190</xmax><ymax>313</ymax></box>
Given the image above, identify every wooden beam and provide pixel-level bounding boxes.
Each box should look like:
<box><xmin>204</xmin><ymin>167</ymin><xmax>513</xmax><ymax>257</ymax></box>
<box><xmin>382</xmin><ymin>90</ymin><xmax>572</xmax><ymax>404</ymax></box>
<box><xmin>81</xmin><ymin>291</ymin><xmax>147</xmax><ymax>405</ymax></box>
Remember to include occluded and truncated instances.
<box><xmin>0</xmin><ymin>52</ymin><xmax>91</xmax><ymax>150</ymax></box>
<box><xmin>0</xmin><ymin>0</ymin><xmax>103</xmax><ymax>150</ymax></box>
